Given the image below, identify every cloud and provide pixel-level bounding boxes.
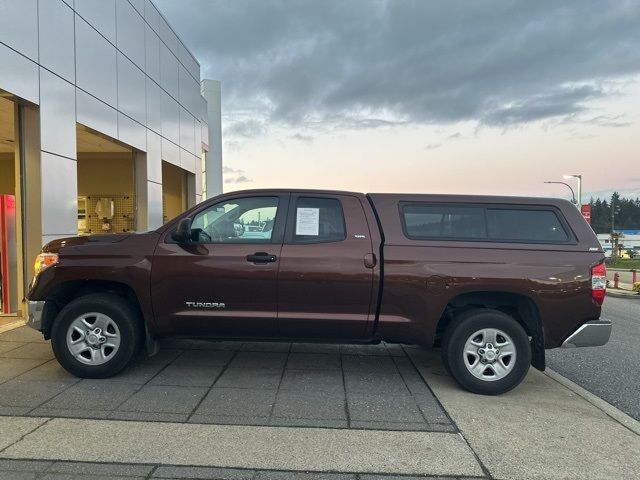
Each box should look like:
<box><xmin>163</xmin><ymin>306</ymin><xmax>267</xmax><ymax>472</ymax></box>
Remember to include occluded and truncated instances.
<box><xmin>157</xmin><ymin>0</ymin><xmax>640</xmax><ymax>132</ymax></box>
<box><xmin>425</xmin><ymin>143</ymin><xmax>441</xmax><ymax>150</ymax></box>
<box><xmin>223</xmin><ymin>166</ymin><xmax>252</xmax><ymax>184</ymax></box>
<box><xmin>289</xmin><ymin>133</ymin><xmax>314</xmax><ymax>143</ymax></box>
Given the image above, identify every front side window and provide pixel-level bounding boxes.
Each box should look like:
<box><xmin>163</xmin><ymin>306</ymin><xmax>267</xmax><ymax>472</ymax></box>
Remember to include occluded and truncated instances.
<box><xmin>293</xmin><ymin>197</ymin><xmax>346</xmax><ymax>244</ymax></box>
<box><xmin>191</xmin><ymin>196</ymin><xmax>279</xmax><ymax>243</ymax></box>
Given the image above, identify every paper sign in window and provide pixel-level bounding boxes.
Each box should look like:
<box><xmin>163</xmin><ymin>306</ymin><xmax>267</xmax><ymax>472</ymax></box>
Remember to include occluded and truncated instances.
<box><xmin>296</xmin><ymin>208</ymin><xmax>320</xmax><ymax>235</ymax></box>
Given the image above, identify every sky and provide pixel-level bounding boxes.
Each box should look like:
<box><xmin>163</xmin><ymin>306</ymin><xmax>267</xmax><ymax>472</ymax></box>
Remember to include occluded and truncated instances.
<box><xmin>155</xmin><ymin>0</ymin><xmax>640</xmax><ymax>201</ymax></box>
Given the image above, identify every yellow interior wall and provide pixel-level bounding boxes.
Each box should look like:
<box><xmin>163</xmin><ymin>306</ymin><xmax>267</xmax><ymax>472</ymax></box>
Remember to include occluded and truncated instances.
<box><xmin>77</xmin><ymin>152</ymin><xmax>134</xmax><ymax>196</ymax></box>
<box><xmin>162</xmin><ymin>161</ymin><xmax>186</xmax><ymax>223</ymax></box>
<box><xmin>0</xmin><ymin>153</ymin><xmax>15</xmax><ymax>194</ymax></box>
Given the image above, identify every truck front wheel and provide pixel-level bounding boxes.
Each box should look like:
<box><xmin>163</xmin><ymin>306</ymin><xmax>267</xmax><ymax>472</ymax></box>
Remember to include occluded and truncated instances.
<box><xmin>50</xmin><ymin>294</ymin><xmax>143</xmax><ymax>378</ymax></box>
<box><xmin>442</xmin><ymin>309</ymin><xmax>531</xmax><ymax>395</ymax></box>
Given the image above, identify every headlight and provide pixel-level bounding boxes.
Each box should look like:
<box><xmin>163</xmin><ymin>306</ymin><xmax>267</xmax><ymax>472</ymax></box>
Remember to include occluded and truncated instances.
<box><xmin>34</xmin><ymin>253</ymin><xmax>58</xmax><ymax>276</ymax></box>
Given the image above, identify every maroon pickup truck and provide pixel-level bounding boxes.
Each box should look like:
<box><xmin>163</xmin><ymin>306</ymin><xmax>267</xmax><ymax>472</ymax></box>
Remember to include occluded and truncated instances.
<box><xmin>27</xmin><ymin>189</ymin><xmax>611</xmax><ymax>395</ymax></box>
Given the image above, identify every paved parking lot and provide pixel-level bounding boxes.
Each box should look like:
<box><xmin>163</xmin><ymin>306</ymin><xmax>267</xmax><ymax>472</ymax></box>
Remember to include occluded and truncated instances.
<box><xmin>0</xmin><ymin>326</ymin><xmax>453</xmax><ymax>432</ymax></box>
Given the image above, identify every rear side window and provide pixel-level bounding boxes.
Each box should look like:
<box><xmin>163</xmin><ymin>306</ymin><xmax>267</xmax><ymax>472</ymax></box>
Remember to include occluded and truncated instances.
<box><xmin>400</xmin><ymin>203</ymin><xmax>570</xmax><ymax>243</ymax></box>
<box><xmin>402</xmin><ymin>204</ymin><xmax>487</xmax><ymax>239</ymax></box>
<box><xmin>293</xmin><ymin>197</ymin><xmax>346</xmax><ymax>244</ymax></box>
<box><xmin>486</xmin><ymin>208</ymin><xmax>568</xmax><ymax>242</ymax></box>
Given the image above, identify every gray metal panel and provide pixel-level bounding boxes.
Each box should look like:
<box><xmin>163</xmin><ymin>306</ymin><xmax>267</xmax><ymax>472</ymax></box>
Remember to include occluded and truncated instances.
<box><xmin>128</xmin><ymin>0</ymin><xmax>144</xmax><ymax>17</ymax></box>
<box><xmin>76</xmin><ymin>88</ymin><xmax>118</xmax><ymax>139</ymax></box>
<box><xmin>161</xmin><ymin>137</ymin><xmax>179</xmax><ymax>166</ymax></box>
<box><xmin>147</xmin><ymin>180</ymin><xmax>162</xmax><ymax>229</ymax></box>
<box><xmin>117</xmin><ymin>53</ymin><xmax>146</xmax><ymax>124</ymax></box>
<box><xmin>0</xmin><ymin>0</ymin><xmax>38</xmax><ymax>60</ymax></box>
<box><xmin>146</xmin><ymin>129</ymin><xmax>162</xmax><ymax>183</ymax></box>
<box><xmin>116</xmin><ymin>0</ymin><xmax>145</xmax><ymax>69</ymax></box>
<box><xmin>38</xmin><ymin>0</ymin><xmax>75</xmax><ymax>83</ymax></box>
<box><xmin>118</xmin><ymin>113</ymin><xmax>146</xmax><ymax>151</ymax></box>
<box><xmin>40</xmin><ymin>69</ymin><xmax>77</xmax><ymax>159</ymax></box>
<box><xmin>143</xmin><ymin>0</ymin><xmax>160</xmax><ymax>34</ymax></box>
<box><xmin>75</xmin><ymin>0</ymin><xmax>116</xmax><ymax>44</ymax></box>
<box><xmin>180</xmin><ymin>148</ymin><xmax>195</xmax><ymax>173</ymax></box>
<box><xmin>0</xmin><ymin>42</ymin><xmax>39</xmax><ymax>103</ymax></box>
<box><xmin>146</xmin><ymin>77</ymin><xmax>161</xmax><ymax>134</ymax></box>
<box><xmin>179</xmin><ymin>106</ymin><xmax>195</xmax><ymax>154</ymax></box>
<box><xmin>194</xmin><ymin>119</ymin><xmax>202</xmax><ymax>155</ymax></box>
<box><xmin>75</xmin><ymin>15</ymin><xmax>118</xmax><ymax>107</ymax></box>
<box><xmin>160</xmin><ymin>90</ymin><xmax>179</xmax><ymax>144</ymax></box>
<box><xmin>160</xmin><ymin>42</ymin><xmax>179</xmax><ymax>99</ymax></box>
<box><xmin>158</xmin><ymin>16</ymin><xmax>178</xmax><ymax>56</ymax></box>
<box><xmin>40</xmin><ymin>152</ymin><xmax>78</xmax><ymax>236</ymax></box>
<box><xmin>201</xmin><ymin>121</ymin><xmax>209</xmax><ymax>149</ymax></box>
<box><xmin>178</xmin><ymin>64</ymin><xmax>199</xmax><ymax>118</ymax></box>
<box><xmin>145</xmin><ymin>24</ymin><xmax>160</xmax><ymax>82</ymax></box>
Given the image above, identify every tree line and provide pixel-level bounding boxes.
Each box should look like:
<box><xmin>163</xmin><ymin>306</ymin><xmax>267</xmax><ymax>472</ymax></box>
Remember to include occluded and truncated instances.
<box><xmin>589</xmin><ymin>193</ymin><xmax>640</xmax><ymax>234</ymax></box>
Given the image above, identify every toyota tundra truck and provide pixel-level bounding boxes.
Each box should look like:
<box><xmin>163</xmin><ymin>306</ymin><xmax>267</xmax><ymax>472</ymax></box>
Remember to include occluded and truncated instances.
<box><xmin>26</xmin><ymin>190</ymin><xmax>611</xmax><ymax>395</ymax></box>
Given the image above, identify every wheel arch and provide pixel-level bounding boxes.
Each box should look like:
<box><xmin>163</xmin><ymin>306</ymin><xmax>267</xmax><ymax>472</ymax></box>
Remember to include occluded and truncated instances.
<box><xmin>436</xmin><ymin>290</ymin><xmax>545</xmax><ymax>370</ymax></box>
<box><xmin>40</xmin><ymin>280</ymin><xmax>145</xmax><ymax>340</ymax></box>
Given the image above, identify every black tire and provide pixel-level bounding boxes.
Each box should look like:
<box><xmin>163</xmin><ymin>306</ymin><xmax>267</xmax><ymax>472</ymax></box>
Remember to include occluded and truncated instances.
<box><xmin>51</xmin><ymin>293</ymin><xmax>143</xmax><ymax>378</ymax></box>
<box><xmin>442</xmin><ymin>309</ymin><xmax>531</xmax><ymax>395</ymax></box>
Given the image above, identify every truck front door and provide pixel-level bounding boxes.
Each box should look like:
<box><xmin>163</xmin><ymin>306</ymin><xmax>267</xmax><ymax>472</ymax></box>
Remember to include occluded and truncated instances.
<box><xmin>277</xmin><ymin>194</ymin><xmax>377</xmax><ymax>339</ymax></box>
<box><xmin>151</xmin><ymin>193</ymin><xmax>288</xmax><ymax>337</ymax></box>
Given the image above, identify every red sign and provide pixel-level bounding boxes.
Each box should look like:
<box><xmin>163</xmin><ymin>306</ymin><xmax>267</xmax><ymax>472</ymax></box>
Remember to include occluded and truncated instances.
<box><xmin>581</xmin><ymin>204</ymin><xmax>591</xmax><ymax>225</ymax></box>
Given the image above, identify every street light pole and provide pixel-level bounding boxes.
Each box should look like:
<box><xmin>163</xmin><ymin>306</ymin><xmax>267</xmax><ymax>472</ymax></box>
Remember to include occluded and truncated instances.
<box><xmin>563</xmin><ymin>174</ymin><xmax>582</xmax><ymax>207</ymax></box>
<box><xmin>544</xmin><ymin>181</ymin><xmax>576</xmax><ymax>204</ymax></box>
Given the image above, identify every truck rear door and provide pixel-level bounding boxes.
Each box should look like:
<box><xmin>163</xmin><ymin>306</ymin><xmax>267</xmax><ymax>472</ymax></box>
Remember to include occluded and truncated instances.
<box><xmin>277</xmin><ymin>193</ymin><xmax>378</xmax><ymax>339</ymax></box>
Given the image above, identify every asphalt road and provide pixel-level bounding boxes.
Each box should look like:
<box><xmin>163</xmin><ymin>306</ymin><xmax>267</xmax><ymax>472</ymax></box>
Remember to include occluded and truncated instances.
<box><xmin>546</xmin><ymin>296</ymin><xmax>640</xmax><ymax>420</ymax></box>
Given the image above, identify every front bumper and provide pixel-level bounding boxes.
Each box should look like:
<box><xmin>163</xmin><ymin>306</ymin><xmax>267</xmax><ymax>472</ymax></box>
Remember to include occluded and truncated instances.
<box><xmin>26</xmin><ymin>300</ymin><xmax>46</xmax><ymax>331</ymax></box>
<box><xmin>561</xmin><ymin>319</ymin><xmax>612</xmax><ymax>348</ymax></box>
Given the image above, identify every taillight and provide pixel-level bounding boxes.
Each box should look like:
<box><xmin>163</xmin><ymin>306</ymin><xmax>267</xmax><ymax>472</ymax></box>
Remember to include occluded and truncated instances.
<box><xmin>591</xmin><ymin>262</ymin><xmax>607</xmax><ymax>305</ymax></box>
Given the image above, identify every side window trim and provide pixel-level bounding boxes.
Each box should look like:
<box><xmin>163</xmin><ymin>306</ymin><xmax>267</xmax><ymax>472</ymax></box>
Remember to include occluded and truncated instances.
<box><xmin>284</xmin><ymin>195</ymin><xmax>347</xmax><ymax>245</ymax></box>
<box><xmin>398</xmin><ymin>202</ymin><xmax>576</xmax><ymax>245</ymax></box>
<box><xmin>165</xmin><ymin>193</ymin><xmax>290</xmax><ymax>245</ymax></box>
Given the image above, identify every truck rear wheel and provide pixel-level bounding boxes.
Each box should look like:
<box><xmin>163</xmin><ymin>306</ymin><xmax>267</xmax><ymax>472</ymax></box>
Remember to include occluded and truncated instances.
<box><xmin>442</xmin><ymin>309</ymin><xmax>531</xmax><ymax>395</ymax></box>
<box><xmin>51</xmin><ymin>294</ymin><xmax>143</xmax><ymax>378</ymax></box>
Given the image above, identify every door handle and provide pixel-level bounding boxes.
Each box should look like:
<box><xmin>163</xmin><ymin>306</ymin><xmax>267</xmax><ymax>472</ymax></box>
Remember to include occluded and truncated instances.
<box><xmin>246</xmin><ymin>252</ymin><xmax>277</xmax><ymax>264</ymax></box>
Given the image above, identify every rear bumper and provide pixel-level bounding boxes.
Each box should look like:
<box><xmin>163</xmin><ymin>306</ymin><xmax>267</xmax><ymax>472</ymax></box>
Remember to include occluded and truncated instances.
<box><xmin>561</xmin><ymin>319</ymin><xmax>612</xmax><ymax>348</ymax></box>
<box><xmin>26</xmin><ymin>300</ymin><xmax>46</xmax><ymax>331</ymax></box>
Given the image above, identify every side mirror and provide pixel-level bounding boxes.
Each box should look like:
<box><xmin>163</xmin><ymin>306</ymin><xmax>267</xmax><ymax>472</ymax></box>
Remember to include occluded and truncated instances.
<box><xmin>171</xmin><ymin>217</ymin><xmax>193</xmax><ymax>243</ymax></box>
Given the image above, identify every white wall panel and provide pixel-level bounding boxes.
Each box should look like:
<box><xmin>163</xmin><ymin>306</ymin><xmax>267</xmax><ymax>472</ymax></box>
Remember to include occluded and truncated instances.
<box><xmin>160</xmin><ymin>42</ymin><xmax>179</xmax><ymax>99</ymax></box>
<box><xmin>117</xmin><ymin>53</ymin><xmax>146</xmax><ymax>124</ymax></box>
<box><xmin>76</xmin><ymin>88</ymin><xmax>118</xmax><ymax>139</ymax></box>
<box><xmin>194</xmin><ymin>120</ymin><xmax>202</xmax><ymax>155</ymax></box>
<box><xmin>0</xmin><ymin>0</ymin><xmax>38</xmax><ymax>60</ymax></box>
<box><xmin>118</xmin><ymin>113</ymin><xmax>146</xmax><ymax>151</ymax></box>
<box><xmin>116</xmin><ymin>0</ymin><xmax>145</xmax><ymax>69</ymax></box>
<box><xmin>75</xmin><ymin>0</ymin><xmax>116</xmax><ymax>44</ymax></box>
<box><xmin>40</xmin><ymin>69</ymin><xmax>76</xmax><ymax>159</ymax></box>
<box><xmin>145</xmin><ymin>24</ymin><xmax>160</xmax><ymax>82</ymax></box>
<box><xmin>160</xmin><ymin>90</ymin><xmax>179</xmax><ymax>144</ymax></box>
<box><xmin>201</xmin><ymin>122</ymin><xmax>209</xmax><ymax>149</ymax></box>
<box><xmin>75</xmin><ymin>15</ymin><xmax>118</xmax><ymax>107</ymax></box>
<box><xmin>146</xmin><ymin>129</ymin><xmax>162</xmax><ymax>183</ymax></box>
<box><xmin>147</xmin><ymin>180</ymin><xmax>162</xmax><ymax>229</ymax></box>
<box><xmin>158</xmin><ymin>17</ymin><xmax>178</xmax><ymax>56</ymax></box>
<box><xmin>41</xmin><ymin>152</ymin><xmax>78</xmax><ymax>235</ymax></box>
<box><xmin>38</xmin><ymin>0</ymin><xmax>75</xmax><ymax>83</ymax></box>
<box><xmin>179</xmin><ymin>106</ymin><xmax>195</xmax><ymax>154</ymax></box>
<box><xmin>0</xmin><ymin>42</ymin><xmax>39</xmax><ymax>103</ymax></box>
<box><xmin>161</xmin><ymin>137</ymin><xmax>179</xmax><ymax>166</ymax></box>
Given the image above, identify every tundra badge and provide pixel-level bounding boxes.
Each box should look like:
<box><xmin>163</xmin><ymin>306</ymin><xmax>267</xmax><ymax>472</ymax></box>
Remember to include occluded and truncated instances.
<box><xmin>186</xmin><ymin>302</ymin><xmax>226</xmax><ymax>309</ymax></box>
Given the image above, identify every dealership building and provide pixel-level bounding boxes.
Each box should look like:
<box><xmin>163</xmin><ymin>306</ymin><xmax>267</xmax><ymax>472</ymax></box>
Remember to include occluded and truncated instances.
<box><xmin>0</xmin><ymin>0</ymin><xmax>222</xmax><ymax>317</ymax></box>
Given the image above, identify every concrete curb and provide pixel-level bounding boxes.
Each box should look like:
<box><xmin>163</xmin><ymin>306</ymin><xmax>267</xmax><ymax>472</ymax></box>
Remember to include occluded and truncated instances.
<box><xmin>606</xmin><ymin>290</ymin><xmax>640</xmax><ymax>300</ymax></box>
<box><xmin>0</xmin><ymin>319</ymin><xmax>26</xmax><ymax>334</ymax></box>
<box><xmin>544</xmin><ymin>368</ymin><xmax>640</xmax><ymax>436</ymax></box>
